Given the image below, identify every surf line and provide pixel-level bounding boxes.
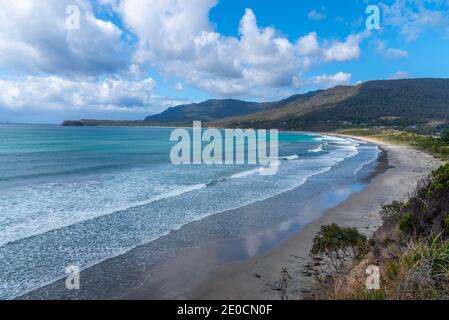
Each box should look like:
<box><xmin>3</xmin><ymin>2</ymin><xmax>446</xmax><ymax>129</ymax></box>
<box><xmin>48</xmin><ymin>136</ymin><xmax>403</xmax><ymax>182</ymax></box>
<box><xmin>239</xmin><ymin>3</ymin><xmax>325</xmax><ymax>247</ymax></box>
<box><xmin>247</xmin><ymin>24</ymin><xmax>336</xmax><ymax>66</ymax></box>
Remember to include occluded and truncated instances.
<box><xmin>169</xmin><ymin>121</ymin><xmax>279</xmax><ymax>176</ymax></box>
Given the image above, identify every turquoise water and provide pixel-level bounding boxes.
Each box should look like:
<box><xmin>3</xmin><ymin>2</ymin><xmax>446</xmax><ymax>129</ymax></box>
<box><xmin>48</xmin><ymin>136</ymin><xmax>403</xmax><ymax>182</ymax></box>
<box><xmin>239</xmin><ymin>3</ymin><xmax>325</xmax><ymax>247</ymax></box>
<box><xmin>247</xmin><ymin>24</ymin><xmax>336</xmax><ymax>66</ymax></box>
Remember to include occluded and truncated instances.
<box><xmin>0</xmin><ymin>124</ymin><xmax>379</xmax><ymax>299</ymax></box>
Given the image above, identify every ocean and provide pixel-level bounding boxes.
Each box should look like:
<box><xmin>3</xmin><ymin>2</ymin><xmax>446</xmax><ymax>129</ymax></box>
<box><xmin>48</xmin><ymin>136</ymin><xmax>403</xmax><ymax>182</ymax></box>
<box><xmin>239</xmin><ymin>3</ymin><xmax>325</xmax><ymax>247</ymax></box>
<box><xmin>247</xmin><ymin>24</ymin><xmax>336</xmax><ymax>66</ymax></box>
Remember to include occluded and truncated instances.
<box><xmin>0</xmin><ymin>124</ymin><xmax>380</xmax><ymax>299</ymax></box>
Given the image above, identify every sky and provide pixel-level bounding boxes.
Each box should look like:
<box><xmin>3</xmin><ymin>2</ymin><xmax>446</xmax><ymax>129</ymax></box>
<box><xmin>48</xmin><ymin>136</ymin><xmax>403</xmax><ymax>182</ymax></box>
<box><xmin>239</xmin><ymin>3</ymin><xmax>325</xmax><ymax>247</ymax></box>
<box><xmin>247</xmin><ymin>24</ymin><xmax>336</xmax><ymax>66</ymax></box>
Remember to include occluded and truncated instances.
<box><xmin>0</xmin><ymin>0</ymin><xmax>448</xmax><ymax>123</ymax></box>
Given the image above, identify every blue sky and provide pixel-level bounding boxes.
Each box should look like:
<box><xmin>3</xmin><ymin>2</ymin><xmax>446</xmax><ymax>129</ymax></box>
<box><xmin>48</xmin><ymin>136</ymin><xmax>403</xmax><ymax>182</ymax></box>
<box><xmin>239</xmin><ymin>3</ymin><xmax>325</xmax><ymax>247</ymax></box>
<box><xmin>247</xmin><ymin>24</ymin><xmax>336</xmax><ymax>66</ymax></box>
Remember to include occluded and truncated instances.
<box><xmin>0</xmin><ymin>0</ymin><xmax>448</xmax><ymax>123</ymax></box>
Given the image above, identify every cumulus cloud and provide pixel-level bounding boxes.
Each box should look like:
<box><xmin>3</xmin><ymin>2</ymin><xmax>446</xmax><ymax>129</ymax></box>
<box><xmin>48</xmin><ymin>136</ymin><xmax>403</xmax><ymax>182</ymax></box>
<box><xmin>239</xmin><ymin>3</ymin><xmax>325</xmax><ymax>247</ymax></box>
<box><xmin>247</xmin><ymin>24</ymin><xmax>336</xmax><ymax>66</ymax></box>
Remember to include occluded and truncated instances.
<box><xmin>0</xmin><ymin>0</ymin><xmax>126</xmax><ymax>76</ymax></box>
<box><xmin>310</xmin><ymin>72</ymin><xmax>352</xmax><ymax>89</ymax></box>
<box><xmin>322</xmin><ymin>32</ymin><xmax>369</xmax><ymax>62</ymax></box>
<box><xmin>296</xmin><ymin>32</ymin><xmax>321</xmax><ymax>56</ymax></box>
<box><xmin>0</xmin><ymin>76</ymin><xmax>177</xmax><ymax>115</ymax></box>
<box><xmin>119</xmin><ymin>0</ymin><xmax>366</xmax><ymax>96</ymax></box>
<box><xmin>0</xmin><ymin>0</ymin><xmax>369</xmax><ymax>119</ymax></box>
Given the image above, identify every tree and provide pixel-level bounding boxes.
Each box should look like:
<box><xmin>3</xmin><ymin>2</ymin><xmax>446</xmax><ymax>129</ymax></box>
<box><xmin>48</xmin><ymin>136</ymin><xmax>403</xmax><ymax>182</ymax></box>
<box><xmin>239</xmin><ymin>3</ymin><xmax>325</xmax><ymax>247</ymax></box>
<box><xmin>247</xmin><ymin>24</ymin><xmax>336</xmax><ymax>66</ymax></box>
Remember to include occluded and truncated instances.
<box><xmin>441</xmin><ymin>130</ymin><xmax>449</xmax><ymax>144</ymax></box>
<box><xmin>310</xmin><ymin>223</ymin><xmax>369</xmax><ymax>273</ymax></box>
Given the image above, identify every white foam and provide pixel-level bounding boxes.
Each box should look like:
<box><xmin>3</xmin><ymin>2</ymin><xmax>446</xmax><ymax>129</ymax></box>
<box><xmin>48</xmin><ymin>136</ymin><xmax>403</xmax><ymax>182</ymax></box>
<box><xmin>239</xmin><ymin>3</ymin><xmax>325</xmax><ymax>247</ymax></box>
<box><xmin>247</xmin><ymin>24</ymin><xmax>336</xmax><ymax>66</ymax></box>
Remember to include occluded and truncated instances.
<box><xmin>0</xmin><ymin>181</ymin><xmax>207</xmax><ymax>247</ymax></box>
<box><xmin>308</xmin><ymin>144</ymin><xmax>323</xmax><ymax>153</ymax></box>
<box><xmin>354</xmin><ymin>147</ymin><xmax>381</xmax><ymax>176</ymax></box>
<box><xmin>313</xmin><ymin>135</ymin><xmax>347</xmax><ymax>143</ymax></box>
<box><xmin>1</xmin><ymin>130</ymin><xmax>384</xmax><ymax>300</ymax></box>
<box><xmin>0</xmin><ymin>134</ymin><xmax>379</xmax><ymax>300</ymax></box>
<box><xmin>279</xmin><ymin>154</ymin><xmax>299</xmax><ymax>160</ymax></box>
<box><xmin>0</xmin><ymin>134</ymin><xmax>360</xmax><ymax>247</ymax></box>
<box><xmin>230</xmin><ymin>168</ymin><xmax>261</xmax><ymax>179</ymax></box>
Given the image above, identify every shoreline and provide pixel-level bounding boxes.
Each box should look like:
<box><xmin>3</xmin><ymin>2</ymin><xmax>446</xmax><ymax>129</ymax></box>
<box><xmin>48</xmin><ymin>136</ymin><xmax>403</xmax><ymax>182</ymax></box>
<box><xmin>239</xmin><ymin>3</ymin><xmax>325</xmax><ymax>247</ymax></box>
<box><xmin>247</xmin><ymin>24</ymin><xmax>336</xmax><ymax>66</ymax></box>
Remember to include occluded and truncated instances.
<box><xmin>18</xmin><ymin>134</ymin><xmax>442</xmax><ymax>300</ymax></box>
<box><xmin>185</xmin><ymin>136</ymin><xmax>443</xmax><ymax>300</ymax></box>
<box><xmin>20</xmin><ymin>133</ymin><xmax>377</xmax><ymax>300</ymax></box>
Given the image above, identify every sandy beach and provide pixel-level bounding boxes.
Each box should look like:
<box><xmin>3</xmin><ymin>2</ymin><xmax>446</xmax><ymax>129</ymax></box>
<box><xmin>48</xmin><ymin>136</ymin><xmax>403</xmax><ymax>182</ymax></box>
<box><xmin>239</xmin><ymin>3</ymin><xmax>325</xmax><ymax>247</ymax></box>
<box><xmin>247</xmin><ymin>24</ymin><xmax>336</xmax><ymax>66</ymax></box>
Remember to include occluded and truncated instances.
<box><xmin>186</xmin><ymin>136</ymin><xmax>443</xmax><ymax>300</ymax></box>
<box><xmin>19</xmin><ymin>135</ymin><xmax>443</xmax><ymax>300</ymax></box>
<box><xmin>20</xmin><ymin>131</ymin><xmax>383</xmax><ymax>300</ymax></box>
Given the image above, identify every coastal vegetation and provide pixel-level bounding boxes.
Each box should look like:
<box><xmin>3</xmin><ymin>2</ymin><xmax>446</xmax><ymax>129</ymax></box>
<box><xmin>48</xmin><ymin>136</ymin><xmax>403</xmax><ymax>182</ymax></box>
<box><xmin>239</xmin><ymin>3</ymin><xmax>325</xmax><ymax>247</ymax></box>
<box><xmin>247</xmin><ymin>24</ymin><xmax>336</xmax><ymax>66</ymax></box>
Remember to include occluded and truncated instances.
<box><xmin>310</xmin><ymin>163</ymin><xmax>449</xmax><ymax>299</ymax></box>
<box><xmin>310</xmin><ymin>224</ymin><xmax>369</xmax><ymax>274</ymax></box>
<box><xmin>338</xmin><ymin>128</ymin><xmax>449</xmax><ymax>161</ymax></box>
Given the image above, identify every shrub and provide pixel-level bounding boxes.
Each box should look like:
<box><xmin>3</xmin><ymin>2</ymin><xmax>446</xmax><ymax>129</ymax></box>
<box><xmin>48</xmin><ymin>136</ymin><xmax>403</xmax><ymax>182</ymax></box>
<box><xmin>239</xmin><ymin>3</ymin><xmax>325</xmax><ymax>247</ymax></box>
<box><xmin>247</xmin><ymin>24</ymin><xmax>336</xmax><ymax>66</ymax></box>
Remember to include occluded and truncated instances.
<box><xmin>443</xmin><ymin>215</ymin><xmax>449</xmax><ymax>235</ymax></box>
<box><xmin>428</xmin><ymin>164</ymin><xmax>449</xmax><ymax>196</ymax></box>
<box><xmin>396</xmin><ymin>237</ymin><xmax>449</xmax><ymax>298</ymax></box>
<box><xmin>380</xmin><ymin>201</ymin><xmax>405</xmax><ymax>225</ymax></box>
<box><xmin>441</xmin><ymin>130</ymin><xmax>449</xmax><ymax>144</ymax></box>
<box><xmin>310</xmin><ymin>223</ymin><xmax>369</xmax><ymax>273</ymax></box>
<box><xmin>376</xmin><ymin>237</ymin><xmax>449</xmax><ymax>299</ymax></box>
<box><xmin>400</xmin><ymin>213</ymin><xmax>415</xmax><ymax>233</ymax></box>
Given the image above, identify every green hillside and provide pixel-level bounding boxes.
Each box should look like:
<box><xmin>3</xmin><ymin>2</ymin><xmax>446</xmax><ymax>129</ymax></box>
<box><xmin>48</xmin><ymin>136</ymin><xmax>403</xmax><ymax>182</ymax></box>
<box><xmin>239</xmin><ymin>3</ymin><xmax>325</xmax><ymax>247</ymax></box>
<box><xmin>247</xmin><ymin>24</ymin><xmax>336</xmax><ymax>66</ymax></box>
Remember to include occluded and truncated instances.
<box><xmin>63</xmin><ymin>78</ymin><xmax>449</xmax><ymax>133</ymax></box>
<box><xmin>214</xmin><ymin>78</ymin><xmax>449</xmax><ymax>132</ymax></box>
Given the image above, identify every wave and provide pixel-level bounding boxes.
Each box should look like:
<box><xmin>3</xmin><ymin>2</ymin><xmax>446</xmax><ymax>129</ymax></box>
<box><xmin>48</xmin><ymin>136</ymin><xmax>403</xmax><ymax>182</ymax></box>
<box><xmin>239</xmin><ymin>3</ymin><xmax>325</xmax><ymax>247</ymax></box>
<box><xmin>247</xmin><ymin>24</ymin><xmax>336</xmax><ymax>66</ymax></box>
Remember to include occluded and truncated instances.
<box><xmin>5</xmin><ymin>160</ymin><xmax>331</xmax><ymax>300</ymax></box>
<box><xmin>1</xmin><ymin>135</ymin><xmax>375</xmax><ymax>300</ymax></box>
<box><xmin>118</xmin><ymin>183</ymin><xmax>207</xmax><ymax>210</ymax></box>
<box><xmin>2</xmin><ymin>129</ymin><xmax>382</xmax><ymax>299</ymax></box>
<box><xmin>229</xmin><ymin>157</ymin><xmax>290</xmax><ymax>179</ymax></box>
<box><xmin>1</xmin><ymin>134</ymin><xmax>362</xmax><ymax>249</ymax></box>
<box><xmin>0</xmin><ymin>183</ymin><xmax>207</xmax><ymax>248</ymax></box>
<box><xmin>1</xmin><ymin>157</ymin><xmax>297</xmax><ymax>248</ymax></box>
<box><xmin>313</xmin><ymin>135</ymin><xmax>346</xmax><ymax>143</ymax></box>
<box><xmin>229</xmin><ymin>168</ymin><xmax>262</xmax><ymax>179</ymax></box>
<box><xmin>308</xmin><ymin>144</ymin><xmax>324</xmax><ymax>153</ymax></box>
<box><xmin>278</xmin><ymin>154</ymin><xmax>299</xmax><ymax>160</ymax></box>
<box><xmin>353</xmin><ymin>148</ymin><xmax>381</xmax><ymax>176</ymax></box>
<box><xmin>0</xmin><ymin>164</ymin><xmax>124</xmax><ymax>182</ymax></box>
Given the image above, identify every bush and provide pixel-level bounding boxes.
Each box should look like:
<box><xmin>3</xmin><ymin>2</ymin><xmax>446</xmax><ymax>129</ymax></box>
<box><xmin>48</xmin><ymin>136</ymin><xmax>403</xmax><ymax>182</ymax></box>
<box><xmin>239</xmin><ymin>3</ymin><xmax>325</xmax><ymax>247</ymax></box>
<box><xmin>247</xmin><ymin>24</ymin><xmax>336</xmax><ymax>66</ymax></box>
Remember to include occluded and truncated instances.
<box><xmin>400</xmin><ymin>213</ymin><xmax>415</xmax><ymax>233</ymax></box>
<box><xmin>441</xmin><ymin>130</ymin><xmax>449</xmax><ymax>144</ymax></box>
<box><xmin>428</xmin><ymin>164</ymin><xmax>449</xmax><ymax>196</ymax></box>
<box><xmin>380</xmin><ymin>201</ymin><xmax>405</xmax><ymax>225</ymax></box>
<box><xmin>377</xmin><ymin>237</ymin><xmax>449</xmax><ymax>299</ymax></box>
<box><xmin>443</xmin><ymin>215</ymin><xmax>449</xmax><ymax>235</ymax></box>
<box><xmin>310</xmin><ymin>223</ymin><xmax>369</xmax><ymax>273</ymax></box>
<box><xmin>310</xmin><ymin>163</ymin><xmax>449</xmax><ymax>300</ymax></box>
<box><xmin>410</xmin><ymin>236</ymin><xmax>449</xmax><ymax>279</ymax></box>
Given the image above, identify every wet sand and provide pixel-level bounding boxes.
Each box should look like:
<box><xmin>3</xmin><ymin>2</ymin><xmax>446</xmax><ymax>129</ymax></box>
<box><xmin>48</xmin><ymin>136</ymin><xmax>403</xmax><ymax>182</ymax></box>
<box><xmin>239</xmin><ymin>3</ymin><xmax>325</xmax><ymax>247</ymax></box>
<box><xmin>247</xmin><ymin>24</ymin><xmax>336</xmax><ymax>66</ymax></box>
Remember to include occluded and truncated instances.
<box><xmin>20</xmin><ymin>136</ymin><xmax>441</xmax><ymax>300</ymax></box>
<box><xmin>186</xmin><ymin>137</ymin><xmax>442</xmax><ymax>300</ymax></box>
<box><xmin>21</xmin><ymin>136</ymin><xmax>379</xmax><ymax>300</ymax></box>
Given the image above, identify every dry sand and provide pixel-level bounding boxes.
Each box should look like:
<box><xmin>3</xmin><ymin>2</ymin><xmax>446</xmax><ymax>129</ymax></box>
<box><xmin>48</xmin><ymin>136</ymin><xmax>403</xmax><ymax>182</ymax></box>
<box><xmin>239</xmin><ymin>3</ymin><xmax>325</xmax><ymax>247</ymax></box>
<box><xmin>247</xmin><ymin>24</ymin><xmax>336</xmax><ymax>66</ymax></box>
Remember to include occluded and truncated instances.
<box><xmin>187</xmin><ymin>136</ymin><xmax>443</xmax><ymax>300</ymax></box>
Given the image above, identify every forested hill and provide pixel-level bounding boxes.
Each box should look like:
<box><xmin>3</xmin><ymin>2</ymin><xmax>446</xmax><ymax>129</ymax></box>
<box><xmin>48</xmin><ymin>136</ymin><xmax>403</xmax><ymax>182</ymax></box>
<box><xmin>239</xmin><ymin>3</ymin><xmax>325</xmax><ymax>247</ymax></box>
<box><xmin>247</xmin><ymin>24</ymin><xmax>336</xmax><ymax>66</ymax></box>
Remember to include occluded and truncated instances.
<box><xmin>211</xmin><ymin>78</ymin><xmax>449</xmax><ymax>132</ymax></box>
<box><xmin>64</xmin><ymin>79</ymin><xmax>449</xmax><ymax>132</ymax></box>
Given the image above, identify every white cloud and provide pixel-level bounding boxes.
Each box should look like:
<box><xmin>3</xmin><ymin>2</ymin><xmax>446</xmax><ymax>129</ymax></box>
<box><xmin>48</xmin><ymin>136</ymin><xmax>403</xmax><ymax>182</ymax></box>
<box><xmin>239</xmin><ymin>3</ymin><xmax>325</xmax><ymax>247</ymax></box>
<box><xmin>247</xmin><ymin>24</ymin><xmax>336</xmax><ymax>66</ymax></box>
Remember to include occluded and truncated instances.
<box><xmin>0</xmin><ymin>0</ymin><xmax>370</xmax><ymax>119</ymax></box>
<box><xmin>322</xmin><ymin>32</ymin><xmax>369</xmax><ymax>62</ymax></box>
<box><xmin>120</xmin><ymin>0</ymin><xmax>367</xmax><ymax>96</ymax></box>
<box><xmin>389</xmin><ymin>70</ymin><xmax>411</xmax><ymax>79</ymax></box>
<box><xmin>294</xmin><ymin>31</ymin><xmax>368</xmax><ymax>67</ymax></box>
<box><xmin>374</xmin><ymin>40</ymin><xmax>408</xmax><ymax>60</ymax></box>
<box><xmin>310</xmin><ymin>72</ymin><xmax>352</xmax><ymax>89</ymax></box>
<box><xmin>381</xmin><ymin>0</ymin><xmax>449</xmax><ymax>41</ymax></box>
<box><xmin>175</xmin><ymin>82</ymin><xmax>183</xmax><ymax>91</ymax></box>
<box><xmin>296</xmin><ymin>32</ymin><xmax>321</xmax><ymax>56</ymax></box>
<box><xmin>0</xmin><ymin>76</ymin><xmax>179</xmax><ymax>115</ymax></box>
<box><xmin>384</xmin><ymin>48</ymin><xmax>409</xmax><ymax>59</ymax></box>
<box><xmin>0</xmin><ymin>0</ymin><xmax>126</xmax><ymax>76</ymax></box>
<box><xmin>308</xmin><ymin>9</ymin><xmax>327</xmax><ymax>21</ymax></box>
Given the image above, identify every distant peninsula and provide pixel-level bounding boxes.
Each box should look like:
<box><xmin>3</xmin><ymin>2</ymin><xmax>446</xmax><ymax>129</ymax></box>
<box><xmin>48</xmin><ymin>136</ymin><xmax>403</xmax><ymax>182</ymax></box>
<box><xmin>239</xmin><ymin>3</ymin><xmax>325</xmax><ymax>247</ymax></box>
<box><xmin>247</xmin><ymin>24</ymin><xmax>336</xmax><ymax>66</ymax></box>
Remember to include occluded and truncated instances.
<box><xmin>62</xmin><ymin>119</ymin><xmax>159</xmax><ymax>127</ymax></box>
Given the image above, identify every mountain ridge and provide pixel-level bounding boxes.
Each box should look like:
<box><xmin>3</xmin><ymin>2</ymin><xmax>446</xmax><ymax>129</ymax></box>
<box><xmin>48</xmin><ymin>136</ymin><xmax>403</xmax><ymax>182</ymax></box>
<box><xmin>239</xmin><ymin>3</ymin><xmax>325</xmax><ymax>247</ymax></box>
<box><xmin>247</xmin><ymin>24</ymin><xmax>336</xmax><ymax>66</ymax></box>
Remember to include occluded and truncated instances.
<box><xmin>63</xmin><ymin>78</ymin><xmax>449</xmax><ymax>133</ymax></box>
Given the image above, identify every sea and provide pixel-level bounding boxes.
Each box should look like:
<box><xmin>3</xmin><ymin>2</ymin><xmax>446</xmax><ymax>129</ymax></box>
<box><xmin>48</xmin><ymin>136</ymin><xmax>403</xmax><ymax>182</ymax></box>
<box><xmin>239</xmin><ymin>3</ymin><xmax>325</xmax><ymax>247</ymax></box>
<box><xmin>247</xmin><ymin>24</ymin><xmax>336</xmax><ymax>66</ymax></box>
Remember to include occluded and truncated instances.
<box><xmin>0</xmin><ymin>124</ymin><xmax>380</xmax><ymax>299</ymax></box>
